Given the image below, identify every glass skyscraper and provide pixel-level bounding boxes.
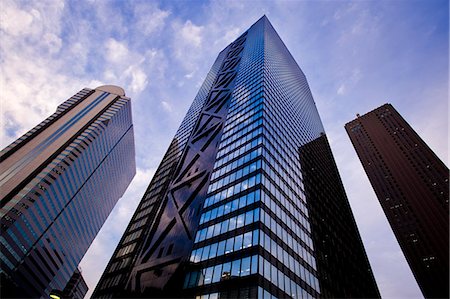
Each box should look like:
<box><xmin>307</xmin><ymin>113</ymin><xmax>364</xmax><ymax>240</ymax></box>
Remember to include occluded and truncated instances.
<box><xmin>94</xmin><ymin>16</ymin><xmax>379</xmax><ymax>298</ymax></box>
<box><xmin>0</xmin><ymin>85</ymin><xmax>136</xmax><ymax>298</ymax></box>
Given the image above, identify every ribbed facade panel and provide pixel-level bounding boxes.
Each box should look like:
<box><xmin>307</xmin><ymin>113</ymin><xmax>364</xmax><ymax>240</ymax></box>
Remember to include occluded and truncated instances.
<box><xmin>0</xmin><ymin>86</ymin><xmax>136</xmax><ymax>298</ymax></box>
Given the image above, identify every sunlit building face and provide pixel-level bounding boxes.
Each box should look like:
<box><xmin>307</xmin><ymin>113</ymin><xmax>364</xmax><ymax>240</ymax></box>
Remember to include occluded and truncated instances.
<box><xmin>93</xmin><ymin>16</ymin><xmax>379</xmax><ymax>299</ymax></box>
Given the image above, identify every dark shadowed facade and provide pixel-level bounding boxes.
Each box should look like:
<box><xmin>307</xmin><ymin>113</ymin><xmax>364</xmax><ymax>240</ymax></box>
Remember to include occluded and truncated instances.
<box><xmin>62</xmin><ymin>268</ymin><xmax>89</xmax><ymax>299</ymax></box>
<box><xmin>345</xmin><ymin>103</ymin><xmax>449</xmax><ymax>299</ymax></box>
<box><xmin>0</xmin><ymin>85</ymin><xmax>136</xmax><ymax>298</ymax></box>
<box><xmin>93</xmin><ymin>16</ymin><xmax>379</xmax><ymax>299</ymax></box>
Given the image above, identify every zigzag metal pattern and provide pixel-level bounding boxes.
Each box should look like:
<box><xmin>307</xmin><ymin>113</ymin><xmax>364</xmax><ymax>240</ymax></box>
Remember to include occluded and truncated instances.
<box><xmin>127</xmin><ymin>32</ymin><xmax>248</xmax><ymax>293</ymax></box>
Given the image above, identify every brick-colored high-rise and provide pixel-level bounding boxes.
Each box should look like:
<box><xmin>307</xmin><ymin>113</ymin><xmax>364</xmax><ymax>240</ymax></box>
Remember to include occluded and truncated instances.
<box><xmin>345</xmin><ymin>103</ymin><xmax>449</xmax><ymax>298</ymax></box>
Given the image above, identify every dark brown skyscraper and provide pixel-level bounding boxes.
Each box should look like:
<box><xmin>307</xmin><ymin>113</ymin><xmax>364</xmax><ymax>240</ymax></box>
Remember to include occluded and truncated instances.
<box><xmin>345</xmin><ymin>103</ymin><xmax>449</xmax><ymax>298</ymax></box>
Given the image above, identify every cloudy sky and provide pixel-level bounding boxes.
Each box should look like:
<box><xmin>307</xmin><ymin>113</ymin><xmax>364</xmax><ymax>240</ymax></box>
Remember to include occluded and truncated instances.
<box><xmin>1</xmin><ymin>0</ymin><xmax>448</xmax><ymax>298</ymax></box>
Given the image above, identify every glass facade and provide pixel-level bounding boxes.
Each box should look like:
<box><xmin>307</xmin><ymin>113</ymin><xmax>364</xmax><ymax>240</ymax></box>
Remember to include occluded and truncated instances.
<box><xmin>0</xmin><ymin>86</ymin><xmax>136</xmax><ymax>298</ymax></box>
<box><xmin>94</xmin><ymin>16</ymin><xmax>379</xmax><ymax>298</ymax></box>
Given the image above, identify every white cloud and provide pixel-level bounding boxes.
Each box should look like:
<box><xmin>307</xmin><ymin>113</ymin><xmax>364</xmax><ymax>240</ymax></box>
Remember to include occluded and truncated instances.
<box><xmin>134</xmin><ymin>3</ymin><xmax>170</xmax><ymax>36</ymax></box>
<box><xmin>0</xmin><ymin>1</ymin><xmax>35</xmax><ymax>36</ymax></box>
<box><xmin>171</xmin><ymin>20</ymin><xmax>205</xmax><ymax>70</ymax></box>
<box><xmin>102</xmin><ymin>38</ymin><xmax>150</xmax><ymax>95</ymax></box>
<box><xmin>180</xmin><ymin>20</ymin><xmax>204</xmax><ymax>47</ymax></box>
<box><xmin>160</xmin><ymin>100</ymin><xmax>173</xmax><ymax>112</ymax></box>
<box><xmin>43</xmin><ymin>32</ymin><xmax>62</xmax><ymax>54</ymax></box>
<box><xmin>337</xmin><ymin>84</ymin><xmax>346</xmax><ymax>95</ymax></box>
<box><xmin>125</xmin><ymin>66</ymin><xmax>148</xmax><ymax>94</ymax></box>
<box><xmin>105</xmin><ymin>38</ymin><xmax>130</xmax><ymax>63</ymax></box>
<box><xmin>184</xmin><ymin>70</ymin><xmax>195</xmax><ymax>79</ymax></box>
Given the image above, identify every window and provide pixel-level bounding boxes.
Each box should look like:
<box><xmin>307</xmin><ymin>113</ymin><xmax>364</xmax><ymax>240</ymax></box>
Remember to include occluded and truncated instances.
<box><xmin>217</xmin><ymin>240</ymin><xmax>226</xmax><ymax>256</ymax></box>
<box><xmin>234</xmin><ymin>235</ymin><xmax>243</xmax><ymax>251</ymax></box>
<box><xmin>241</xmin><ymin>257</ymin><xmax>251</xmax><ymax>276</ymax></box>
<box><xmin>225</xmin><ymin>238</ymin><xmax>234</xmax><ymax>254</ymax></box>
<box><xmin>229</xmin><ymin>216</ymin><xmax>237</xmax><ymax>230</ymax></box>
<box><xmin>251</xmin><ymin>255</ymin><xmax>258</xmax><ymax>274</ymax></box>
<box><xmin>222</xmin><ymin>262</ymin><xmax>231</xmax><ymax>280</ymax></box>
<box><xmin>271</xmin><ymin>264</ymin><xmax>278</xmax><ymax>285</ymax></box>
<box><xmin>206</xmin><ymin>226</ymin><xmax>214</xmax><ymax>239</ymax></box>
<box><xmin>236</xmin><ymin>214</ymin><xmax>245</xmax><ymax>228</ymax></box>
<box><xmin>252</xmin><ymin>229</ymin><xmax>259</xmax><ymax>246</ymax></box>
<box><xmin>231</xmin><ymin>259</ymin><xmax>241</xmax><ymax>277</ymax></box>
<box><xmin>201</xmin><ymin>246</ymin><xmax>210</xmax><ymax>260</ymax></box>
<box><xmin>239</xmin><ymin>196</ymin><xmax>246</xmax><ymax>209</ymax></box>
<box><xmin>209</xmin><ymin>243</ymin><xmax>218</xmax><ymax>259</ymax></box>
<box><xmin>204</xmin><ymin>267</ymin><xmax>213</xmax><ymax>285</ymax></box>
<box><xmin>243</xmin><ymin>231</ymin><xmax>252</xmax><ymax>248</ymax></box>
<box><xmin>220</xmin><ymin>219</ymin><xmax>229</xmax><ymax>234</ymax></box>
<box><xmin>212</xmin><ymin>264</ymin><xmax>222</xmax><ymax>283</ymax></box>
<box><xmin>264</xmin><ymin>259</ymin><xmax>271</xmax><ymax>281</ymax></box>
<box><xmin>245</xmin><ymin>210</ymin><xmax>253</xmax><ymax>225</ymax></box>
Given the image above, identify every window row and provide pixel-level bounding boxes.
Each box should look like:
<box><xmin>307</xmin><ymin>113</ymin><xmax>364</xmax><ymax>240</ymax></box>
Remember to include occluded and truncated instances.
<box><xmin>221</xmin><ymin>117</ymin><xmax>263</xmax><ymax>146</ymax></box>
<box><xmin>223</xmin><ymin>109</ymin><xmax>263</xmax><ymax>139</ymax></box>
<box><xmin>261</xmin><ymin>189</ymin><xmax>310</xmax><ymax>236</ymax></box>
<box><xmin>262</xmin><ymin>107</ymin><xmax>306</xmax><ymax>174</ymax></box>
<box><xmin>229</xmin><ymin>82</ymin><xmax>263</xmax><ymax>112</ymax></box>
<box><xmin>184</xmin><ymin>255</ymin><xmax>258</xmax><ymax>288</ymax></box>
<box><xmin>218</xmin><ymin>120</ymin><xmax>263</xmax><ymax>151</ymax></box>
<box><xmin>263</xmin><ymin>151</ymin><xmax>304</xmax><ymax>207</ymax></box>
<box><xmin>261</xmin><ymin>138</ymin><xmax>304</xmax><ymax>197</ymax></box>
<box><xmin>134</xmin><ymin>205</ymin><xmax>153</xmax><ymax>220</ymax></box>
<box><xmin>213</xmin><ymin>138</ymin><xmax>262</xmax><ymax>172</ymax></box>
<box><xmin>223</xmin><ymin>101</ymin><xmax>263</xmax><ymax>134</ymax></box>
<box><xmin>226</xmin><ymin>95</ymin><xmax>263</xmax><ymax>123</ymax></box>
<box><xmin>208</xmin><ymin>160</ymin><xmax>261</xmax><ymax>193</ymax></box>
<box><xmin>260</xmin><ymin>208</ymin><xmax>315</xmax><ymax>263</ymax></box>
<box><xmin>108</xmin><ymin>256</ymin><xmax>131</xmax><ymax>273</ymax></box>
<box><xmin>195</xmin><ymin>292</ymin><xmax>220</xmax><ymax>299</ymax></box>
<box><xmin>195</xmin><ymin>209</ymin><xmax>260</xmax><ymax>243</ymax></box>
<box><xmin>259</xmin><ymin>230</ymin><xmax>318</xmax><ymax>289</ymax></box>
<box><xmin>116</xmin><ymin>242</ymin><xmax>136</xmax><ymax>257</ymax></box>
<box><xmin>129</xmin><ymin>218</ymin><xmax>146</xmax><ymax>231</ymax></box>
<box><xmin>190</xmin><ymin>230</ymin><xmax>258</xmax><ymax>263</ymax></box>
<box><xmin>259</xmin><ymin>287</ymin><xmax>278</xmax><ymax>299</ymax></box>
<box><xmin>260</xmin><ymin>256</ymin><xmax>316</xmax><ymax>299</ymax></box>
<box><xmin>98</xmin><ymin>273</ymin><xmax>123</xmax><ymax>290</ymax></box>
<box><xmin>217</xmin><ymin>127</ymin><xmax>262</xmax><ymax>157</ymax></box>
<box><xmin>205</xmin><ymin>173</ymin><xmax>261</xmax><ymax>210</ymax></box>
<box><xmin>201</xmin><ymin>189</ymin><xmax>260</xmax><ymax>223</ymax></box>
<box><xmin>262</xmin><ymin>175</ymin><xmax>312</xmax><ymax>241</ymax></box>
<box><xmin>212</xmin><ymin>151</ymin><xmax>261</xmax><ymax>184</ymax></box>
<box><xmin>123</xmin><ymin>229</ymin><xmax>142</xmax><ymax>244</ymax></box>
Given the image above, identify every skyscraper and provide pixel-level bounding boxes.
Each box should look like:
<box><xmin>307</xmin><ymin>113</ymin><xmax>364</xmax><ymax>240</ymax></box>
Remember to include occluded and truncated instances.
<box><xmin>345</xmin><ymin>103</ymin><xmax>449</xmax><ymax>298</ymax></box>
<box><xmin>61</xmin><ymin>268</ymin><xmax>89</xmax><ymax>299</ymax></box>
<box><xmin>0</xmin><ymin>85</ymin><xmax>136</xmax><ymax>298</ymax></box>
<box><xmin>94</xmin><ymin>16</ymin><xmax>379</xmax><ymax>298</ymax></box>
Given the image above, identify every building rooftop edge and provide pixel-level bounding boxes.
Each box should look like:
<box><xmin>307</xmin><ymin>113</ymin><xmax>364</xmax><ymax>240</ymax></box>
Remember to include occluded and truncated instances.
<box><xmin>95</xmin><ymin>85</ymin><xmax>126</xmax><ymax>96</ymax></box>
<box><xmin>344</xmin><ymin>103</ymin><xmax>392</xmax><ymax>127</ymax></box>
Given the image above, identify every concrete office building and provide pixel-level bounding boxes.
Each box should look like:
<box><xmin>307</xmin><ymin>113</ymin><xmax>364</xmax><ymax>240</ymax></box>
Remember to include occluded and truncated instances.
<box><xmin>345</xmin><ymin>103</ymin><xmax>449</xmax><ymax>298</ymax></box>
